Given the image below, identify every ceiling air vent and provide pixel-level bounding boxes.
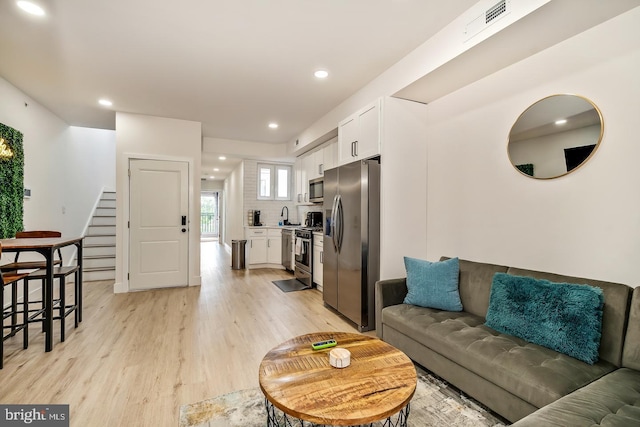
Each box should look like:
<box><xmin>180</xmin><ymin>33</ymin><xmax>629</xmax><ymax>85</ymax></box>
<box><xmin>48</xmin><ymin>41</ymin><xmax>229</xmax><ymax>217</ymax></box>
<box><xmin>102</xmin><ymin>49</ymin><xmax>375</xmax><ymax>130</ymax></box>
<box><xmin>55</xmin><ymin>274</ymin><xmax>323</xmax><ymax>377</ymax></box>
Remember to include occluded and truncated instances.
<box><xmin>486</xmin><ymin>0</ymin><xmax>507</xmax><ymax>24</ymax></box>
<box><xmin>464</xmin><ymin>0</ymin><xmax>511</xmax><ymax>42</ymax></box>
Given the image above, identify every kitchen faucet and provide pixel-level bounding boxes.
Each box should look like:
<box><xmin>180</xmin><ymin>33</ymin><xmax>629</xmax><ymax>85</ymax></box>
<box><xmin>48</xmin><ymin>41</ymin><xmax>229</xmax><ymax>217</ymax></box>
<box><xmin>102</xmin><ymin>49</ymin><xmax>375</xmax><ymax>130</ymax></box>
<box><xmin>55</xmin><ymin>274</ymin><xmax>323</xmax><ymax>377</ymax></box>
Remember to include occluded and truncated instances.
<box><xmin>280</xmin><ymin>206</ymin><xmax>289</xmax><ymax>225</ymax></box>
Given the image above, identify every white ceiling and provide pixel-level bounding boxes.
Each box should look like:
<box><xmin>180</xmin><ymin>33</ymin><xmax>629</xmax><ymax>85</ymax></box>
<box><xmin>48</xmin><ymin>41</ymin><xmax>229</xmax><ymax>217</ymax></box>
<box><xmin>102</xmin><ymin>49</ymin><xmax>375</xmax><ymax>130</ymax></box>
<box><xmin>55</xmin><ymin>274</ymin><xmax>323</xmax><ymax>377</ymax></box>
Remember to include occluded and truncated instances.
<box><xmin>0</xmin><ymin>0</ymin><xmax>477</xmax><ymax>150</ymax></box>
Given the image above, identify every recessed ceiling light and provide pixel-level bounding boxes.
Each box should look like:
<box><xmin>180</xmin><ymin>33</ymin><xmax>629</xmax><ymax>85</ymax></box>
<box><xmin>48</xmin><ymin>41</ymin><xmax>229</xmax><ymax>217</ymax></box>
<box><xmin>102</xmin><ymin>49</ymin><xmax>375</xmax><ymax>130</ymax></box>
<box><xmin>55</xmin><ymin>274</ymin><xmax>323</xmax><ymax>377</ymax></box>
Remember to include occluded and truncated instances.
<box><xmin>219</xmin><ymin>156</ymin><xmax>226</xmax><ymax>160</ymax></box>
<box><xmin>17</xmin><ymin>1</ymin><xmax>45</xmax><ymax>16</ymax></box>
<box><xmin>98</xmin><ymin>99</ymin><xmax>113</xmax><ymax>107</ymax></box>
<box><xmin>209</xmin><ymin>176</ymin><xmax>215</xmax><ymax>180</ymax></box>
<box><xmin>213</xmin><ymin>168</ymin><xmax>219</xmax><ymax>172</ymax></box>
<box><xmin>555</xmin><ymin>119</ymin><xmax>567</xmax><ymax>125</ymax></box>
<box><xmin>268</xmin><ymin>123</ymin><xmax>279</xmax><ymax>129</ymax></box>
<box><xmin>314</xmin><ymin>70</ymin><xmax>329</xmax><ymax>79</ymax></box>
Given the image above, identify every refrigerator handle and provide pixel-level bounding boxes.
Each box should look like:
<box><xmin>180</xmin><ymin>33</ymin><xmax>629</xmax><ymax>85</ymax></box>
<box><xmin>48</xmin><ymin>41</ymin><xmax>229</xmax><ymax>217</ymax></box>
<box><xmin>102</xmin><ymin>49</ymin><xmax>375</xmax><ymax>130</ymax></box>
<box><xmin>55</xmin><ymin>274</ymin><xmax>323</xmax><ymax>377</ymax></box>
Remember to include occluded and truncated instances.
<box><xmin>331</xmin><ymin>194</ymin><xmax>339</xmax><ymax>252</ymax></box>
<box><xmin>336</xmin><ymin>194</ymin><xmax>344</xmax><ymax>252</ymax></box>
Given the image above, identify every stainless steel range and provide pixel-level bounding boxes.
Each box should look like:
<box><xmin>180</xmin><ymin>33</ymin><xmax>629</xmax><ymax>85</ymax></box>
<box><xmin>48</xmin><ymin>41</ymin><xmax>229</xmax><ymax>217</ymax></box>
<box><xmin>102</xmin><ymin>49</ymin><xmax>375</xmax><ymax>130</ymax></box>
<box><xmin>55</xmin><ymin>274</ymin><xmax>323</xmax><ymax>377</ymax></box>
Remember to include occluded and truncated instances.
<box><xmin>294</xmin><ymin>228</ymin><xmax>313</xmax><ymax>288</ymax></box>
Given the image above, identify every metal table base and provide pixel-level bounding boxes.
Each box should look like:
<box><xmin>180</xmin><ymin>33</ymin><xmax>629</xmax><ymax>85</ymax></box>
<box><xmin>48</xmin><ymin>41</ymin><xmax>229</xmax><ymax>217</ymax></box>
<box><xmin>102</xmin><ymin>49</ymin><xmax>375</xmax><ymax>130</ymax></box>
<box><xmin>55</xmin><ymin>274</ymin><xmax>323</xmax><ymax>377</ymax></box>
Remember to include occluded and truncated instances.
<box><xmin>265</xmin><ymin>398</ymin><xmax>410</xmax><ymax>427</ymax></box>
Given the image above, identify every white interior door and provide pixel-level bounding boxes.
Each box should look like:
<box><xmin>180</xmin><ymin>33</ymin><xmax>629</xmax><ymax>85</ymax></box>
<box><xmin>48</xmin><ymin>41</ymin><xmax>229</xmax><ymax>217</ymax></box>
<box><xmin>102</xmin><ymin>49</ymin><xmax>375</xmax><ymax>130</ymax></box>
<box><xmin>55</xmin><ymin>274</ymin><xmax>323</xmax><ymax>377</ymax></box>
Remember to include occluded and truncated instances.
<box><xmin>129</xmin><ymin>159</ymin><xmax>189</xmax><ymax>290</ymax></box>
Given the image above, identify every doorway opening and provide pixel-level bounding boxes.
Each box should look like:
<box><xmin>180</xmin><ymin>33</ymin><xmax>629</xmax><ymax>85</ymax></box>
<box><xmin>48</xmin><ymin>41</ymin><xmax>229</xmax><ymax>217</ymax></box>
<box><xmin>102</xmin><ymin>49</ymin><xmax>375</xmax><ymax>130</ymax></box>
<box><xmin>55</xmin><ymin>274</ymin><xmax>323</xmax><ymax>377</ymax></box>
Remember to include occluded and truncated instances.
<box><xmin>201</xmin><ymin>191</ymin><xmax>219</xmax><ymax>240</ymax></box>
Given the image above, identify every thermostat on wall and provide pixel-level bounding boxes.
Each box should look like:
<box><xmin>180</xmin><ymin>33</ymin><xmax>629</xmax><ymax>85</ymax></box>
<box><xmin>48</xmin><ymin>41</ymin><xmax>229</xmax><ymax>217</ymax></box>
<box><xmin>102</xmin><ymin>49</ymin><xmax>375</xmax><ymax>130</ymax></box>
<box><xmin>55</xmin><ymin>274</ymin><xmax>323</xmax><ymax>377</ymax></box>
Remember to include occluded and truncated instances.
<box><xmin>24</xmin><ymin>188</ymin><xmax>31</xmax><ymax>199</ymax></box>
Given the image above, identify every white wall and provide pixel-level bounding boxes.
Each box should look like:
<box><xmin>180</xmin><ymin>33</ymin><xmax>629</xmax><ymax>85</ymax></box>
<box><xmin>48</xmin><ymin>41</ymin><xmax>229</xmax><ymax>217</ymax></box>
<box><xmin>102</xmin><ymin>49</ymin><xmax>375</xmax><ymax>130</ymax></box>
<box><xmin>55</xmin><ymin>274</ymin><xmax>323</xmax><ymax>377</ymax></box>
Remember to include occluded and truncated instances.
<box><xmin>114</xmin><ymin>112</ymin><xmax>202</xmax><ymax>292</ymax></box>
<box><xmin>379</xmin><ymin>97</ymin><xmax>428</xmax><ymax>280</ymax></box>
<box><xmin>424</xmin><ymin>7</ymin><xmax>640</xmax><ymax>286</ymax></box>
<box><xmin>224</xmin><ymin>162</ymin><xmax>244</xmax><ymax>246</ymax></box>
<box><xmin>62</xmin><ymin>126</ymin><xmax>116</xmax><ymax>235</ymax></box>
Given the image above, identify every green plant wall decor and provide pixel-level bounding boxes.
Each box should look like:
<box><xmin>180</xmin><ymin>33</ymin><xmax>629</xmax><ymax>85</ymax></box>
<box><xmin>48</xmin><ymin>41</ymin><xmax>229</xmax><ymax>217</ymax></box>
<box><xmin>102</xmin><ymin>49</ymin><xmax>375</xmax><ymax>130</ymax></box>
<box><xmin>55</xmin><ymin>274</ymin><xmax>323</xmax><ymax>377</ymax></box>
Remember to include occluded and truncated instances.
<box><xmin>0</xmin><ymin>122</ymin><xmax>24</xmax><ymax>238</ymax></box>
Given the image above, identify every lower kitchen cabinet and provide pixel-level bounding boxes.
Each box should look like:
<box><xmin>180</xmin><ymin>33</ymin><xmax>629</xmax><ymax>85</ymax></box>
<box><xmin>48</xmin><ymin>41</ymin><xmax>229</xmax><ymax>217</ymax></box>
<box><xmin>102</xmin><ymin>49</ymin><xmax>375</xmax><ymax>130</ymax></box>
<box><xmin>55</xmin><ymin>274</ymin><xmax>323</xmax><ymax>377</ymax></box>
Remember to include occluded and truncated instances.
<box><xmin>247</xmin><ymin>228</ymin><xmax>282</xmax><ymax>268</ymax></box>
<box><xmin>267</xmin><ymin>230</ymin><xmax>282</xmax><ymax>265</ymax></box>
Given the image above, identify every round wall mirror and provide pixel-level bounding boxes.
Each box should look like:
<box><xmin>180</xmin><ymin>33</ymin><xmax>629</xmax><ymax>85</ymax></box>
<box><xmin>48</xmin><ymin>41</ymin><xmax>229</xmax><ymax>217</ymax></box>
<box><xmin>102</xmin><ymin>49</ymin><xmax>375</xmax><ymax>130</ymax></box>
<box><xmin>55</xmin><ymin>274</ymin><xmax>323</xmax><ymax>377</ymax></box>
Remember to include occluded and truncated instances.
<box><xmin>507</xmin><ymin>94</ymin><xmax>603</xmax><ymax>179</ymax></box>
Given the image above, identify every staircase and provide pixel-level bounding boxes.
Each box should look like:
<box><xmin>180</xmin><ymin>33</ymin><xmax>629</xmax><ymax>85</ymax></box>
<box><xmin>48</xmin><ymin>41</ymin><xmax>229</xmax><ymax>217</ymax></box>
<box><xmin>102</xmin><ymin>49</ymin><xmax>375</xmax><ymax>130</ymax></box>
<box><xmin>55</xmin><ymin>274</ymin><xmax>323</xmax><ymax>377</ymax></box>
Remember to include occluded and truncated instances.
<box><xmin>83</xmin><ymin>191</ymin><xmax>116</xmax><ymax>281</ymax></box>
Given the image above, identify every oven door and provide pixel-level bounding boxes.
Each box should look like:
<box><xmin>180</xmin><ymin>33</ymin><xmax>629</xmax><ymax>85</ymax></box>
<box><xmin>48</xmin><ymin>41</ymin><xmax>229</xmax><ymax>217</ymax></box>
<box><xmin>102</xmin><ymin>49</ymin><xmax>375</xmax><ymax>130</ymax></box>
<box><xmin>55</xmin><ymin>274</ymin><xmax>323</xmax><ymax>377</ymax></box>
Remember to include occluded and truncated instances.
<box><xmin>294</xmin><ymin>234</ymin><xmax>312</xmax><ymax>287</ymax></box>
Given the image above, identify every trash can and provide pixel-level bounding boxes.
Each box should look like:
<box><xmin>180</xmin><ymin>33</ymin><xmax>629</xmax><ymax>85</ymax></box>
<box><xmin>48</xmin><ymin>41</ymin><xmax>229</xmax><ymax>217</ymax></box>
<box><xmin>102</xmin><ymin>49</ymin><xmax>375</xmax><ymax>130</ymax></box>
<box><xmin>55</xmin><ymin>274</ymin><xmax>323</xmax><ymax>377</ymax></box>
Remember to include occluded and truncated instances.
<box><xmin>231</xmin><ymin>239</ymin><xmax>247</xmax><ymax>270</ymax></box>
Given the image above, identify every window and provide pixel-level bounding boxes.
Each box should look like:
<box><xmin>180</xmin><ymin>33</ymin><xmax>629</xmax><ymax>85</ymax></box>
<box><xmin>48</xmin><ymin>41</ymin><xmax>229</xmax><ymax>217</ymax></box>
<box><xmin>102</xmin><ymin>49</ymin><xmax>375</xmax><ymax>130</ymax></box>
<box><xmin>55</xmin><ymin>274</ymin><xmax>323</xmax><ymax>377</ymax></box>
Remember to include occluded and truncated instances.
<box><xmin>257</xmin><ymin>163</ymin><xmax>291</xmax><ymax>200</ymax></box>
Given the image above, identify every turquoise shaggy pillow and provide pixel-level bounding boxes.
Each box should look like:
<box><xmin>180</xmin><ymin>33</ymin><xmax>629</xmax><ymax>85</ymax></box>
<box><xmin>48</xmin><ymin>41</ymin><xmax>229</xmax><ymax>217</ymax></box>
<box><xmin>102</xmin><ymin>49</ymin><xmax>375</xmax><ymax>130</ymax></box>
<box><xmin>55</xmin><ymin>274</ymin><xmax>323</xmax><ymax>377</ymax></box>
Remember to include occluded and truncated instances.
<box><xmin>403</xmin><ymin>257</ymin><xmax>462</xmax><ymax>311</ymax></box>
<box><xmin>485</xmin><ymin>273</ymin><xmax>604</xmax><ymax>364</ymax></box>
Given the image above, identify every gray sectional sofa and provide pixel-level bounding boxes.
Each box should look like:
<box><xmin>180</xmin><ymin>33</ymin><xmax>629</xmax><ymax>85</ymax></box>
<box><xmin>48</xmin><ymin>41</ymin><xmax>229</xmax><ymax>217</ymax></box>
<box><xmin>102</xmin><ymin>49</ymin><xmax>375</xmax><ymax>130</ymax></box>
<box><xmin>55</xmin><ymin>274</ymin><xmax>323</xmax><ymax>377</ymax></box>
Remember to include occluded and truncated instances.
<box><xmin>375</xmin><ymin>258</ymin><xmax>639</xmax><ymax>424</ymax></box>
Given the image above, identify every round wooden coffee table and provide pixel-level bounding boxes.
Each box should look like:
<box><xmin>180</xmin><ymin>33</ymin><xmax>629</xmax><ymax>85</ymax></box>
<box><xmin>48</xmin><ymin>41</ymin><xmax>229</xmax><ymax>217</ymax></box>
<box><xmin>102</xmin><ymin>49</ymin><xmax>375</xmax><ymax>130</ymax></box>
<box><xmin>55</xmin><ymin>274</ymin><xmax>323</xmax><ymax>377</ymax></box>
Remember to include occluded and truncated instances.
<box><xmin>258</xmin><ymin>332</ymin><xmax>416</xmax><ymax>426</ymax></box>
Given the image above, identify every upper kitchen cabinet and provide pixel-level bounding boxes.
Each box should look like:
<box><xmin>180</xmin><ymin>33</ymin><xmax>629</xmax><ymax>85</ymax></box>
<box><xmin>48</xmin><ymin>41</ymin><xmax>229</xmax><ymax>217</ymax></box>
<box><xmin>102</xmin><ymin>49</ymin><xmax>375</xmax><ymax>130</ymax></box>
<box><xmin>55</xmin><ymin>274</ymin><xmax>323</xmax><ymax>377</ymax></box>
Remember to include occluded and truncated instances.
<box><xmin>306</xmin><ymin>149</ymin><xmax>323</xmax><ymax>181</ymax></box>
<box><xmin>294</xmin><ymin>157</ymin><xmax>307</xmax><ymax>205</ymax></box>
<box><xmin>338</xmin><ymin>99</ymin><xmax>381</xmax><ymax>166</ymax></box>
<box><xmin>323</xmin><ymin>139</ymin><xmax>337</xmax><ymax>173</ymax></box>
<box><xmin>308</xmin><ymin>140</ymin><xmax>337</xmax><ymax>179</ymax></box>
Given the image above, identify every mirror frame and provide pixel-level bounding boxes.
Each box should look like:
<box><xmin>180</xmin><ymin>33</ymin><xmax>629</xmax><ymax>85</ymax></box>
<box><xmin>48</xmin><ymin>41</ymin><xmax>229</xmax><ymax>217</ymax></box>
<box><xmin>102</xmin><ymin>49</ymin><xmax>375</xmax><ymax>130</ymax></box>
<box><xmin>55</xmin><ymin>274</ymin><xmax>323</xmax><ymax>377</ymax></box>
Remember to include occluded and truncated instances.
<box><xmin>507</xmin><ymin>94</ymin><xmax>604</xmax><ymax>180</ymax></box>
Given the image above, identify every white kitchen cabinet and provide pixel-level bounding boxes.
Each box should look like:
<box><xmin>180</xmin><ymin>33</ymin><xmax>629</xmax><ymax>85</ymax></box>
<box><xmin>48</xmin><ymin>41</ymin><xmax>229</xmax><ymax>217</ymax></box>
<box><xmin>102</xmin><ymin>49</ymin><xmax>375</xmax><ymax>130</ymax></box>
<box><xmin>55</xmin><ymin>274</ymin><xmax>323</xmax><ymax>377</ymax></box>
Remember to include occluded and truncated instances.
<box><xmin>247</xmin><ymin>229</ymin><xmax>268</xmax><ymax>265</ymax></box>
<box><xmin>303</xmin><ymin>153</ymin><xmax>317</xmax><ymax>188</ymax></box>
<box><xmin>246</xmin><ymin>228</ymin><xmax>282</xmax><ymax>266</ymax></box>
<box><xmin>294</xmin><ymin>157</ymin><xmax>306</xmax><ymax>205</ymax></box>
<box><xmin>313</xmin><ymin>232</ymin><xmax>323</xmax><ymax>289</ymax></box>
<box><xmin>307</xmin><ymin>149</ymin><xmax>323</xmax><ymax>180</ymax></box>
<box><xmin>338</xmin><ymin>99</ymin><xmax>381</xmax><ymax>166</ymax></box>
<box><xmin>267</xmin><ymin>228</ymin><xmax>282</xmax><ymax>264</ymax></box>
<box><xmin>323</xmin><ymin>141</ymin><xmax>337</xmax><ymax>173</ymax></box>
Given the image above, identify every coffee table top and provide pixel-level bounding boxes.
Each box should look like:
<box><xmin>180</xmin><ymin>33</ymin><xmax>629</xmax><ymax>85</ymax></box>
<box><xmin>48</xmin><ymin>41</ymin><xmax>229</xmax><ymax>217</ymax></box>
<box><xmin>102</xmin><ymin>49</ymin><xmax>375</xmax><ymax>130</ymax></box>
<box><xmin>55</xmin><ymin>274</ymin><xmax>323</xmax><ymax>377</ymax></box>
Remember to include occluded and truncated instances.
<box><xmin>258</xmin><ymin>332</ymin><xmax>416</xmax><ymax>426</ymax></box>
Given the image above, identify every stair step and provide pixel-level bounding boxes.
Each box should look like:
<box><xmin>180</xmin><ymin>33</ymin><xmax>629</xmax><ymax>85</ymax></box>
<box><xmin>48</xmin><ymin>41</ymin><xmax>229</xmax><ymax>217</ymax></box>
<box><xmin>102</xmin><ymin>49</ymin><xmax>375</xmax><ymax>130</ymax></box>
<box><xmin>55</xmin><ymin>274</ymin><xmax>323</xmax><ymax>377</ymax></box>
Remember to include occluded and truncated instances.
<box><xmin>87</xmin><ymin>224</ymin><xmax>115</xmax><ymax>235</ymax></box>
<box><xmin>84</xmin><ymin>235</ymin><xmax>115</xmax><ymax>245</ymax></box>
<box><xmin>84</xmin><ymin>245</ymin><xmax>115</xmax><ymax>257</ymax></box>
<box><xmin>95</xmin><ymin>207</ymin><xmax>115</xmax><ymax>216</ymax></box>
<box><xmin>83</xmin><ymin>256</ymin><xmax>115</xmax><ymax>269</ymax></box>
<box><xmin>98</xmin><ymin>199</ymin><xmax>116</xmax><ymax>208</ymax></box>
<box><xmin>83</xmin><ymin>268</ymin><xmax>115</xmax><ymax>282</ymax></box>
<box><xmin>91</xmin><ymin>216</ymin><xmax>116</xmax><ymax>226</ymax></box>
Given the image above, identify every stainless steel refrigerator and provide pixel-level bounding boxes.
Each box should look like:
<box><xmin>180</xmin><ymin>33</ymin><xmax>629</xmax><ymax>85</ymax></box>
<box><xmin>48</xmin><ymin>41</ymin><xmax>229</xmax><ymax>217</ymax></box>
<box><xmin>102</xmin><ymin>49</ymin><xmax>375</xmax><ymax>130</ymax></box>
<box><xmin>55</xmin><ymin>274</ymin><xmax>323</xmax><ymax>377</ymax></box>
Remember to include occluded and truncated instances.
<box><xmin>323</xmin><ymin>159</ymin><xmax>380</xmax><ymax>331</ymax></box>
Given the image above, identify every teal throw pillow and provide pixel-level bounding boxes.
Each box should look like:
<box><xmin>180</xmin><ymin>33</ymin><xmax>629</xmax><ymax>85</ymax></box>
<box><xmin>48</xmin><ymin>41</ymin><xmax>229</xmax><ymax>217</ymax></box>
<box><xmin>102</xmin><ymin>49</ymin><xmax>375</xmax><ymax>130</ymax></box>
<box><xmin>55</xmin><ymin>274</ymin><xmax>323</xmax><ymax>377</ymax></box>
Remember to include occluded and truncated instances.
<box><xmin>403</xmin><ymin>257</ymin><xmax>462</xmax><ymax>311</ymax></box>
<box><xmin>485</xmin><ymin>273</ymin><xmax>604</xmax><ymax>364</ymax></box>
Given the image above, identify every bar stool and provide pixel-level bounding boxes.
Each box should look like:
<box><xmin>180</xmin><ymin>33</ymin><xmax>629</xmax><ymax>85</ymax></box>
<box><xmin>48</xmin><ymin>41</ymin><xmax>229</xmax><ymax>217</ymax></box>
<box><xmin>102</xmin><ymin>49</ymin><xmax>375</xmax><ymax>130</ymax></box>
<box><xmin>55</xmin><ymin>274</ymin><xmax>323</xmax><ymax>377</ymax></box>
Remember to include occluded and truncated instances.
<box><xmin>23</xmin><ymin>263</ymin><xmax>80</xmax><ymax>344</ymax></box>
<box><xmin>1</xmin><ymin>243</ymin><xmax>30</xmax><ymax>369</ymax></box>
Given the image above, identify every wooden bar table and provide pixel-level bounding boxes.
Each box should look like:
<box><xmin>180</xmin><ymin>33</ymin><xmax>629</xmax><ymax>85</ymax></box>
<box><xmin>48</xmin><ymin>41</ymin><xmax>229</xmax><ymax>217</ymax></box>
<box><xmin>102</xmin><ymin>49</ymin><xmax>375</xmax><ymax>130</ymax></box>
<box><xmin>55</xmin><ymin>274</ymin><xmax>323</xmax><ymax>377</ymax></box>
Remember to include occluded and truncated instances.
<box><xmin>0</xmin><ymin>236</ymin><xmax>83</xmax><ymax>352</ymax></box>
<box><xmin>259</xmin><ymin>332</ymin><xmax>416</xmax><ymax>426</ymax></box>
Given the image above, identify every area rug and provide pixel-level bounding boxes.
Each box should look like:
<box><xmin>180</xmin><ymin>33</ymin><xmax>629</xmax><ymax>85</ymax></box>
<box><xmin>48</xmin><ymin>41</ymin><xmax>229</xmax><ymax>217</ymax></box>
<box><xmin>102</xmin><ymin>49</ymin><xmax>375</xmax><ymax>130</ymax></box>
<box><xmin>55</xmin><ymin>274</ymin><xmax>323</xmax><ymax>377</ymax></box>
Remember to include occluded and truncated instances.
<box><xmin>179</xmin><ymin>369</ymin><xmax>507</xmax><ymax>426</ymax></box>
<box><xmin>271</xmin><ymin>278</ymin><xmax>311</xmax><ymax>292</ymax></box>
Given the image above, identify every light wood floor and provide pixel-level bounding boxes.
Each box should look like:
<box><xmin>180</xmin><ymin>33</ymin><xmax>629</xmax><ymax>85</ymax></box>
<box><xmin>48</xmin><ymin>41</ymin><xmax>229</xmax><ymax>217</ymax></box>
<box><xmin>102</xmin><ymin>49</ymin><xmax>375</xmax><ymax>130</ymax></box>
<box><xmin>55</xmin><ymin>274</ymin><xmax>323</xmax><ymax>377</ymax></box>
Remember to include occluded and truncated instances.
<box><xmin>0</xmin><ymin>241</ymin><xmax>362</xmax><ymax>426</ymax></box>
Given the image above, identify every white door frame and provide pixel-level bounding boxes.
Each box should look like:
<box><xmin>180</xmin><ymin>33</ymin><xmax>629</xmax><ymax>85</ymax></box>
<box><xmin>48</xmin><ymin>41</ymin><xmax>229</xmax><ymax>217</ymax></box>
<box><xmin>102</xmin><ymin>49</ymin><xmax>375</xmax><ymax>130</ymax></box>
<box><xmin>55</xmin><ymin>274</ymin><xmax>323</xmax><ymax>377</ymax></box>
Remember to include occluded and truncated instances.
<box><xmin>117</xmin><ymin>152</ymin><xmax>200</xmax><ymax>293</ymax></box>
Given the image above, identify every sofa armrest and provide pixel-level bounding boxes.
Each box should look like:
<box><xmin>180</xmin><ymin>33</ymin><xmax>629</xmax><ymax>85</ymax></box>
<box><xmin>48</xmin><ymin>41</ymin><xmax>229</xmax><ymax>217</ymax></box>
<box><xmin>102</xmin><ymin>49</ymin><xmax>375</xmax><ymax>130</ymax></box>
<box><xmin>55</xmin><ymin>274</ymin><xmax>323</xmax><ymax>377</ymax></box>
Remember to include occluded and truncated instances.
<box><xmin>375</xmin><ymin>278</ymin><xmax>408</xmax><ymax>338</ymax></box>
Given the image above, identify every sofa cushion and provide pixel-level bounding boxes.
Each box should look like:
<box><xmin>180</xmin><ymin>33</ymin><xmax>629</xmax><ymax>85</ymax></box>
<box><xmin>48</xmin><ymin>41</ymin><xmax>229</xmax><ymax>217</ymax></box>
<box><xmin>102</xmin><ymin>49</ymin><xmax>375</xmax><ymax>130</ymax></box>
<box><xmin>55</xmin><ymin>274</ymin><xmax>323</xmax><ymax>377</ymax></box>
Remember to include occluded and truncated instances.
<box><xmin>440</xmin><ymin>257</ymin><xmax>508</xmax><ymax>319</ymax></box>
<box><xmin>381</xmin><ymin>304</ymin><xmax>616</xmax><ymax>409</ymax></box>
<box><xmin>485</xmin><ymin>273</ymin><xmax>604</xmax><ymax>364</ymax></box>
<box><xmin>512</xmin><ymin>368</ymin><xmax>640</xmax><ymax>426</ymax></box>
<box><xmin>622</xmin><ymin>287</ymin><xmax>640</xmax><ymax>370</ymax></box>
<box><xmin>506</xmin><ymin>267</ymin><xmax>631</xmax><ymax>367</ymax></box>
<box><xmin>403</xmin><ymin>257</ymin><xmax>462</xmax><ymax>311</ymax></box>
